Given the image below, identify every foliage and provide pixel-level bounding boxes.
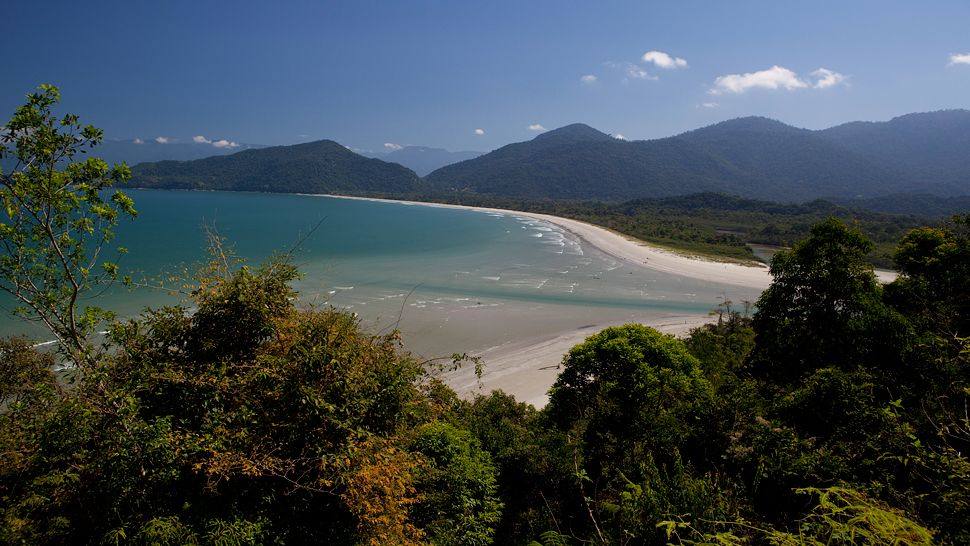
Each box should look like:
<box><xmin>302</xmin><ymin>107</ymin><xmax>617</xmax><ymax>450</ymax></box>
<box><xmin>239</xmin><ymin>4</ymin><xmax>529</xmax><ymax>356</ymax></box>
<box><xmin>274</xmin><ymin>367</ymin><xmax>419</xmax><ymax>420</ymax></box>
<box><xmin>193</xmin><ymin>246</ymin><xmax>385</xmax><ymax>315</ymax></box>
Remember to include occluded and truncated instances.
<box><xmin>409</xmin><ymin>422</ymin><xmax>503</xmax><ymax>545</ymax></box>
<box><xmin>658</xmin><ymin>486</ymin><xmax>935</xmax><ymax>545</ymax></box>
<box><xmin>0</xmin><ymin>84</ymin><xmax>135</xmax><ymax>364</ymax></box>
<box><xmin>751</xmin><ymin>218</ymin><xmax>909</xmax><ymax>384</ymax></box>
<box><xmin>2</xmin><ymin>89</ymin><xmax>969</xmax><ymax>545</ymax></box>
<box><xmin>0</xmin><ymin>243</ymin><xmax>501</xmax><ymax>544</ymax></box>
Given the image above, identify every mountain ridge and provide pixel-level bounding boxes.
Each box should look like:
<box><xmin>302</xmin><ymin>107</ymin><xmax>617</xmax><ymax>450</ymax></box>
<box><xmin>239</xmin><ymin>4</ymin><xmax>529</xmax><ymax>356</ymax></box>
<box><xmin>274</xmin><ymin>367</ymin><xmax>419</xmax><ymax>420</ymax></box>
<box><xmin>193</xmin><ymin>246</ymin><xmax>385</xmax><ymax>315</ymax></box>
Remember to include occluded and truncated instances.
<box><xmin>127</xmin><ymin>110</ymin><xmax>970</xmax><ymax>204</ymax></box>
<box><xmin>131</xmin><ymin>139</ymin><xmax>423</xmax><ymax>195</ymax></box>
<box><xmin>426</xmin><ymin>111</ymin><xmax>970</xmax><ymax>202</ymax></box>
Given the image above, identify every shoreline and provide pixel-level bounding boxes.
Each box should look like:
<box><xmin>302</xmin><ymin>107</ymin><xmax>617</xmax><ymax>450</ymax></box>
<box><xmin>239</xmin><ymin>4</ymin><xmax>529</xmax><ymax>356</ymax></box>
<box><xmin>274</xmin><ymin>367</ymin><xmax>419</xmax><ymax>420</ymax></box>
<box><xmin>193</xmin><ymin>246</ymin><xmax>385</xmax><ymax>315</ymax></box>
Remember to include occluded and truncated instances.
<box><xmin>319</xmin><ymin>193</ymin><xmax>898</xmax><ymax>286</ymax></box>
<box><xmin>316</xmin><ymin>193</ymin><xmax>898</xmax><ymax>407</ymax></box>
<box><xmin>447</xmin><ymin>314</ymin><xmax>715</xmax><ymax>407</ymax></box>
<box><xmin>317</xmin><ymin>194</ymin><xmax>769</xmax><ymax>407</ymax></box>
<box><xmin>319</xmin><ymin>193</ymin><xmax>779</xmax><ymax>289</ymax></box>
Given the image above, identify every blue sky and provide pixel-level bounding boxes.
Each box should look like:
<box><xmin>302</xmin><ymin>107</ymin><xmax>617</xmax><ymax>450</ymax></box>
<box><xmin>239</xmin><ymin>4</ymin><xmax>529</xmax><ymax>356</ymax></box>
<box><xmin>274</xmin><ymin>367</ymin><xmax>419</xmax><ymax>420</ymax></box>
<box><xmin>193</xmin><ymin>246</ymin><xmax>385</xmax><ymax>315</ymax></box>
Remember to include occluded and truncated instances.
<box><xmin>2</xmin><ymin>0</ymin><xmax>969</xmax><ymax>152</ymax></box>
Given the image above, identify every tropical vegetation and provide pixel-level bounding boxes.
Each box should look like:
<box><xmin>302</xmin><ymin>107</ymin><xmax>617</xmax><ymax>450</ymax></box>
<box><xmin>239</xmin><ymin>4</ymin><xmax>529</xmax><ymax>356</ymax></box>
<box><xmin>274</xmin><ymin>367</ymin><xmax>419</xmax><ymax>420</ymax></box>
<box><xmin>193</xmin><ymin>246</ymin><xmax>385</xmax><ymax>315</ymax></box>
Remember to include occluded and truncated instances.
<box><xmin>1</xmin><ymin>87</ymin><xmax>967</xmax><ymax>544</ymax></box>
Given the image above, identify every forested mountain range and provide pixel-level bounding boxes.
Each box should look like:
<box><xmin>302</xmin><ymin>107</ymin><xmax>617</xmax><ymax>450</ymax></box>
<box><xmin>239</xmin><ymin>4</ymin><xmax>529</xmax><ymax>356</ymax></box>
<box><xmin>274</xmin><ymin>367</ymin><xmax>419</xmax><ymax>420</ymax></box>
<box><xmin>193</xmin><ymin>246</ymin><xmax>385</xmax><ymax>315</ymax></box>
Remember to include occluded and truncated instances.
<box><xmin>131</xmin><ymin>140</ymin><xmax>423</xmax><ymax>194</ymax></box>
<box><xmin>427</xmin><ymin>111</ymin><xmax>970</xmax><ymax>202</ymax></box>
<box><xmin>128</xmin><ymin>110</ymin><xmax>970</xmax><ymax>204</ymax></box>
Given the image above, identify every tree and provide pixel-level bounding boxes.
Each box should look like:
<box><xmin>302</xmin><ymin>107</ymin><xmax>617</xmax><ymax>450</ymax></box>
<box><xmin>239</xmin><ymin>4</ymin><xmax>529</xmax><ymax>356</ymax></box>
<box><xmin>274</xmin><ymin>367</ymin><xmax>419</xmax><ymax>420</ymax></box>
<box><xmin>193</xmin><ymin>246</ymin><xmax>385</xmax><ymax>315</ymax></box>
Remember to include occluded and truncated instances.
<box><xmin>886</xmin><ymin>215</ymin><xmax>969</xmax><ymax>338</ymax></box>
<box><xmin>750</xmin><ymin>218</ymin><xmax>909</xmax><ymax>384</ymax></box>
<box><xmin>548</xmin><ymin>324</ymin><xmax>712</xmax><ymax>467</ymax></box>
<box><xmin>0</xmin><ymin>84</ymin><xmax>135</xmax><ymax>365</ymax></box>
<box><xmin>410</xmin><ymin>422</ymin><xmax>503</xmax><ymax>545</ymax></box>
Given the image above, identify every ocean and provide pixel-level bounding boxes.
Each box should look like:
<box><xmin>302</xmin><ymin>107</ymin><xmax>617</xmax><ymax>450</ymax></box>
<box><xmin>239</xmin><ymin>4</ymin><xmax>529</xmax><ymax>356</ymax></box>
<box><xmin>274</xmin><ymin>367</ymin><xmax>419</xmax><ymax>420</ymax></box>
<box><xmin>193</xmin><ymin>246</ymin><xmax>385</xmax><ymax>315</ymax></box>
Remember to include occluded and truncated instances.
<box><xmin>0</xmin><ymin>189</ymin><xmax>761</xmax><ymax>358</ymax></box>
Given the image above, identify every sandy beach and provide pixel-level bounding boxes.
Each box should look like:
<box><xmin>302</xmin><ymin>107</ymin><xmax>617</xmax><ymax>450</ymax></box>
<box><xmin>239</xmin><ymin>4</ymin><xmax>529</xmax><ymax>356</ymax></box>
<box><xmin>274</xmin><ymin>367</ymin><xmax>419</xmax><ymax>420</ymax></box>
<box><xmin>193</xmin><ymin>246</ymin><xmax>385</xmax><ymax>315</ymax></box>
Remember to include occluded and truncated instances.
<box><xmin>324</xmin><ymin>194</ymin><xmax>778</xmax><ymax>289</ymax></box>
<box><xmin>323</xmin><ymin>193</ymin><xmax>898</xmax><ymax>406</ymax></box>
<box><xmin>445</xmin><ymin>314</ymin><xmax>716</xmax><ymax>407</ymax></box>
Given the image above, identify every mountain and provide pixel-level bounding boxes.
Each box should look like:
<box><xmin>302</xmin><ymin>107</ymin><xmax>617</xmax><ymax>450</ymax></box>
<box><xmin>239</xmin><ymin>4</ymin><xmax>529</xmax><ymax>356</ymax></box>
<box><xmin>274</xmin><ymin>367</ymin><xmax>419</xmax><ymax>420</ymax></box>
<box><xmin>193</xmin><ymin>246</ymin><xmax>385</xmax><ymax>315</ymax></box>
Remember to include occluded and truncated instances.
<box><xmin>427</xmin><ymin>114</ymin><xmax>970</xmax><ymax>202</ymax></box>
<box><xmin>124</xmin><ymin>112</ymin><xmax>970</xmax><ymax>204</ymax></box>
<box><xmin>834</xmin><ymin>193</ymin><xmax>970</xmax><ymax>217</ymax></box>
<box><xmin>94</xmin><ymin>139</ymin><xmax>263</xmax><ymax>165</ymax></box>
<box><xmin>818</xmin><ymin>110</ymin><xmax>970</xmax><ymax>195</ymax></box>
<box><xmin>361</xmin><ymin>146</ymin><xmax>482</xmax><ymax>176</ymax></box>
<box><xmin>424</xmin><ymin>124</ymin><xmax>737</xmax><ymax>201</ymax></box>
<box><xmin>130</xmin><ymin>140</ymin><xmax>423</xmax><ymax>194</ymax></box>
<box><xmin>674</xmin><ymin>117</ymin><xmax>901</xmax><ymax>199</ymax></box>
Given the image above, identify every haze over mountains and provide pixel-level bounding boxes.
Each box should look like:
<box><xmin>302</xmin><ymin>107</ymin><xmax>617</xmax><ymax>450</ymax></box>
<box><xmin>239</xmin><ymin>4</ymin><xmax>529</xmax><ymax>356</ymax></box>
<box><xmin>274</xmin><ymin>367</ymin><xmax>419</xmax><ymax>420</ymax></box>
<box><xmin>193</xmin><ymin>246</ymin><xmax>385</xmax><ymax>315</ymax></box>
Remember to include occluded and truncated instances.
<box><xmin>359</xmin><ymin>146</ymin><xmax>481</xmax><ymax>176</ymax></box>
<box><xmin>130</xmin><ymin>110</ymin><xmax>970</xmax><ymax>204</ymax></box>
<box><xmin>94</xmin><ymin>139</ymin><xmax>264</xmax><ymax>165</ymax></box>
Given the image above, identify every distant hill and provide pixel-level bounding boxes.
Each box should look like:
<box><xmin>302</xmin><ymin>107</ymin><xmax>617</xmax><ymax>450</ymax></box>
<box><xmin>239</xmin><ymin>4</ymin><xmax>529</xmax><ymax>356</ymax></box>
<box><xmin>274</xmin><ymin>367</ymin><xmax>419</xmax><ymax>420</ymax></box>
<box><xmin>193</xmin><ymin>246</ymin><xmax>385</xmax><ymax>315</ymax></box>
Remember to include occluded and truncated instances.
<box><xmin>361</xmin><ymin>146</ymin><xmax>482</xmax><ymax>176</ymax></box>
<box><xmin>834</xmin><ymin>193</ymin><xmax>970</xmax><ymax>217</ymax></box>
<box><xmin>818</xmin><ymin>110</ymin><xmax>970</xmax><ymax>195</ymax></box>
<box><xmin>427</xmin><ymin>113</ymin><xmax>970</xmax><ymax>202</ymax></box>
<box><xmin>426</xmin><ymin>123</ymin><xmax>741</xmax><ymax>200</ymax></box>
<box><xmin>130</xmin><ymin>140</ymin><xmax>423</xmax><ymax>194</ymax></box>
<box><xmin>123</xmin><ymin>111</ymin><xmax>970</xmax><ymax>205</ymax></box>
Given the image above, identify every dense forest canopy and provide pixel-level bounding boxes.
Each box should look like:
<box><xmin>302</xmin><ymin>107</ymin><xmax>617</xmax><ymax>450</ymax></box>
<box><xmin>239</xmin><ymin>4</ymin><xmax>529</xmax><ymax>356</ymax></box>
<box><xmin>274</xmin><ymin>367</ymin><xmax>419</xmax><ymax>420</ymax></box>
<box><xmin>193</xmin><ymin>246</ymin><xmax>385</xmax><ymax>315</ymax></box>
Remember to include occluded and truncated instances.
<box><xmin>2</xmin><ymin>87</ymin><xmax>969</xmax><ymax>545</ymax></box>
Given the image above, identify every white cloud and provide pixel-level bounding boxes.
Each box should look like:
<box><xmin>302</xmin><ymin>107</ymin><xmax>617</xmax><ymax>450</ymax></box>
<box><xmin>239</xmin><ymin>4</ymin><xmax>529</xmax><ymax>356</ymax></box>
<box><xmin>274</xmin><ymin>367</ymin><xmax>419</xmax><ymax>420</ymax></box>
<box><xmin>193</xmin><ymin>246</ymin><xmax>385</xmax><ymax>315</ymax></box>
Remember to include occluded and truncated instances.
<box><xmin>193</xmin><ymin>135</ymin><xmax>238</xmax><ymax>148</ymax></box>
<box><xmin>132</xmin><ymin>138</ymin><xmax>144</xmax><ymax>144</ymax></box>
<box><xmin>154</xmin><ymin>136</ymin><xmax>170</xmax><ymax>144</ymax></box>
<box><xmin>613</xmin><ymin>134</ymin><xmax>626</xmax><ymax>140</ymax></box>
<box><xmin>605</xmin><ymin>61</ymin><xmax>658</xmax><ymax>82</ymax></box>
<box><xmin>384</xmin><ymin>142</ymin><xmax>403</xmax><ymax>151</ymax></box>
<box><xmin>580</xmin><ymin>74</ymin><xmax>598</xmax><ymax>84</ymax></box>
<box><xmin>641</xmin><ymin>50</ymin><xmax>688</xmax><ymax>69</ymax></box>
<box><xmin>625</xmin><ymin>64</ymin><xmax>655</xmax><ymax>80</ymax></box>
<box><xmin>812</xmin><ymin>68</ymin><xmax>847</xmax><ymax>89</ymax></box>
<box><xmin>700</xmin><ymin>102</ymin><xmax>719</xmax><ymax>109</ymax></box>
<box><xmin>528</xmin><ymin>124</ymin><xmax>546</xmax><ymax>132</ymax></box>
<box><xmin>950</xmin><ymin>53</ymin><xmax>970</xmax><ymax>66</ymax></box>
<box><xmin>474</xmin><ymin>128</ymin><xmax>485</xmax><ymax>135</ymax></box>
<box><xmin>710</xmin><ymin>65</ymin><xmax>809</xmax><ymax>95</ymax></box>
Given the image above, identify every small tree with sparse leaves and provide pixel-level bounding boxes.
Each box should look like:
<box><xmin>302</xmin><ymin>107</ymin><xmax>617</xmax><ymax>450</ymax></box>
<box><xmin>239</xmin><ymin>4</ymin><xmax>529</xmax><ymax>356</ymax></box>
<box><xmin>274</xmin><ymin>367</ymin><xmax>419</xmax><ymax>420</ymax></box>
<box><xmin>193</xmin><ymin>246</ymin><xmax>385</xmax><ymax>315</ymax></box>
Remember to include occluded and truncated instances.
<box><xmin>0</xmin><ymin>84</ymin><xmax>136</xmax><ymax>366</ymax></box>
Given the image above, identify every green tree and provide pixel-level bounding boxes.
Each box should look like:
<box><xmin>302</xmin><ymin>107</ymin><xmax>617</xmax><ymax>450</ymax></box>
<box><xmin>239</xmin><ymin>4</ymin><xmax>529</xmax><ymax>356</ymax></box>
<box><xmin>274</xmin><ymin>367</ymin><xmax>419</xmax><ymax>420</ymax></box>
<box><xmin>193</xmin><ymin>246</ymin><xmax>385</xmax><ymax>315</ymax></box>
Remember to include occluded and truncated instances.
<box><xmin>410</xmin><ymin>422</ymin><xmax>503</xmax><ymax>546</ymax></box>
<box><xmin>886</xmin><ymin>214</ymin><xmax>969</xmax><ymax>338</ymax></box>
<box><xmin>751</xmin><ymin>218</ymin><xmax>909</xmax><ymax>384</ymax></box>
<box><xmin>548</xmin><ymin>324</ymin><xmax>712</xmax><ymax>471</ymax></box>
<box><xmin>0</xmin><ymin>84</ymin><xmax>135</xmax><ymax>365</ymax></box>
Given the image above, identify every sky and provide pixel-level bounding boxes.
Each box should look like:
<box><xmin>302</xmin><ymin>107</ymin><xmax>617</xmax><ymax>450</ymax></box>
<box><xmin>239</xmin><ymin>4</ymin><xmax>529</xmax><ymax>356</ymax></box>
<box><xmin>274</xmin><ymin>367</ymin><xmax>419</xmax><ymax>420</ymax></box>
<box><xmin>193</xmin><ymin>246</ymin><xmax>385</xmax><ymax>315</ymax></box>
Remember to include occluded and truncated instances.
<box><xmin>2</xmin><ymin>0</ymin><xmax>969</xmax><ymax>153</ymax></box>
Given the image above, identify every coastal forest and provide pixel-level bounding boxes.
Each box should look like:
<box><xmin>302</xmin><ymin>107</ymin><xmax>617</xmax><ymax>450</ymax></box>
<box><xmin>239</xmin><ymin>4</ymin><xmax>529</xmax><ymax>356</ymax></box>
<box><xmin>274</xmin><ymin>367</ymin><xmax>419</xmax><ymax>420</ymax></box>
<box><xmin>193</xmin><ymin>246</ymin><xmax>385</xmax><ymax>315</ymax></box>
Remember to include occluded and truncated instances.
<box><xmin>122</xmin><ymin>113</ymin><xmax>970</xmax><ymax>268</ymax></box>
<box><xmin>2</xmin><ymin>88</ymin><xmax>969</xmax><ymax>544</ymax></box>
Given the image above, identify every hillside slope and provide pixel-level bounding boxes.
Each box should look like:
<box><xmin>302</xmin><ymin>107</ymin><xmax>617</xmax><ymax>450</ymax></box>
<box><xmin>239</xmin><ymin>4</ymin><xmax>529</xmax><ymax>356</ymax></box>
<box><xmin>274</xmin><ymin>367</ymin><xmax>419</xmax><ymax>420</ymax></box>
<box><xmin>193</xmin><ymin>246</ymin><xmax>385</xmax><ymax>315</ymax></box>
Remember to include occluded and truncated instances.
<box><xmin>427</xmin><ymin>114</ymin><xmax>970</xmax><ymax>202</ymax></box>
<box><xmin>131</xmin><ymin>140</ymin><xmax>423</xmax><ymax>194</ymax></box>
<box><xmin>819</xmin><ymin>110</ymin><xmax>970</xmax><ymax>194</ymax></box>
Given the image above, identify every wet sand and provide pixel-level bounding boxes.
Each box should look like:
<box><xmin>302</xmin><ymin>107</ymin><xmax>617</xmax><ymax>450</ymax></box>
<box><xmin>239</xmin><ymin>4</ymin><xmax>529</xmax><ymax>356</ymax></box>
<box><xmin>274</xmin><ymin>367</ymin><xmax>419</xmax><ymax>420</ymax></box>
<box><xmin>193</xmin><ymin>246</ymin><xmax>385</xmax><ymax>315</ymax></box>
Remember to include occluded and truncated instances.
<box><xmin>322</xmin><ymin>194</ymin><xmax>897</xmax><ymax>406</ymax></box>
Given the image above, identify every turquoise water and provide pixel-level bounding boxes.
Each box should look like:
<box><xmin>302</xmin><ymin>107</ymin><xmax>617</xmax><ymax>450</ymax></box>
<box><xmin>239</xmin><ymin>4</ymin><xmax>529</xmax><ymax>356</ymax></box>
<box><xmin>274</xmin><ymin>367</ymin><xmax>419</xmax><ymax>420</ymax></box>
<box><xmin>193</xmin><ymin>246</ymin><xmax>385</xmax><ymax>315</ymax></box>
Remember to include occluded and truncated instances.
<box><xmin>0</xmin><ymin>190</ymin><xmax>760</xmax><ymax>356</ymax></box>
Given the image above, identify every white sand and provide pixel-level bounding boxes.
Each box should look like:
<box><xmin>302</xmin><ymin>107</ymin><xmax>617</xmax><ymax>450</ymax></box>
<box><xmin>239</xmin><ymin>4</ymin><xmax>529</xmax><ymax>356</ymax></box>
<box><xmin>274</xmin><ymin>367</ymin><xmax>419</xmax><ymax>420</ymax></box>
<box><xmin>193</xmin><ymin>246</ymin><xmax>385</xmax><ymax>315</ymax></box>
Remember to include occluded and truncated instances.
<box><xmin>445</xmin><ymin>314</ymin><xmax>715</xmax><ymax>407</ymax></box>
<box><xmin>322</xmin><ymin>194</ymin><xmax>898</xmax><ymax>286</ymax></box>
<box><xmin>321</xmin><ymin>194</ymin><xmax>898</xmax><ymax>405</ymax></box>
